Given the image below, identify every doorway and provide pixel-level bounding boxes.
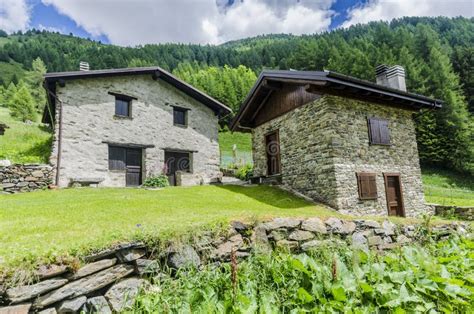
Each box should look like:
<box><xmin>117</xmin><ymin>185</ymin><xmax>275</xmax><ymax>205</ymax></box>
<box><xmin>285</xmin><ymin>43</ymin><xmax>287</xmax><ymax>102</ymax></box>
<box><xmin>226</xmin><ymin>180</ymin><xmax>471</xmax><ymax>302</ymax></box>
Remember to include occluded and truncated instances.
<box><xmin>125</xmin><ymin>148</ymin><xmax>142</xmax><ymax>187</ymax></box>
<box><xmin>384</xmin><ymin>173</ymin><xmax>405</xmax><ymax>217</ymax></box>
<box><xmin>265</xmin><ymin>130</ymin><xmax>281</xmax><ymax>176</ymax></box>
<box><xmin>165</xmin><ymin>151</ymin><xmax>191</xmax><ymax>186</ymax></box>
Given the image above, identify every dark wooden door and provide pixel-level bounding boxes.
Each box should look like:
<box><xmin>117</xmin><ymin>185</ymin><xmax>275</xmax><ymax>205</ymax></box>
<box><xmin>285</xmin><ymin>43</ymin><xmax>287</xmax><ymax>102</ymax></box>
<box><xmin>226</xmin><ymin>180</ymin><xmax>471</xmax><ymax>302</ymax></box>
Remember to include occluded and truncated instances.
<box><xmin>125</xmin><ymin>148</ymin><xmax>142</xmax><ymax>187</ymax></box>
<box><xmin>384</xmin><ymin>174</ymin><xmax>404</xmax><ymax>217</ymax></box>
<box><xmin>265</xmin><ymin>130</ymin><xmax>281</xmax><ymax>176</ymax></box>
<box><xmin>165</xmin><ymin>151</ymin><xmax>190</xmax><ymax>186</ymax></box>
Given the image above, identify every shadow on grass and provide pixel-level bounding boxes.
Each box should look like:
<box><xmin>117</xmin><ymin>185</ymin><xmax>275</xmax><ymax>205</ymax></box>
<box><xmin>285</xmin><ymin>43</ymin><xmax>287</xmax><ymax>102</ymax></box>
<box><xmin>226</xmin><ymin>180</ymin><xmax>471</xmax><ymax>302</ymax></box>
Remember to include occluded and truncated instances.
<box><xmin>215</xmin><ymin>184</ymin><xmax>314</xmax><ymax>209</ymax></box>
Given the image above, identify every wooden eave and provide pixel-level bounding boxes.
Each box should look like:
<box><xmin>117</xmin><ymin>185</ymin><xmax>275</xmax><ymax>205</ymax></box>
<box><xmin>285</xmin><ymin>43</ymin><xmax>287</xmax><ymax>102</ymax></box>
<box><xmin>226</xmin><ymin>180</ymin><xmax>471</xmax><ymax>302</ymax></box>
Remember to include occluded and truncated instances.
<box><xmin>231</xmin><ymin>70</ymin><xmax>442</xmax><ymax>132</ymax></box>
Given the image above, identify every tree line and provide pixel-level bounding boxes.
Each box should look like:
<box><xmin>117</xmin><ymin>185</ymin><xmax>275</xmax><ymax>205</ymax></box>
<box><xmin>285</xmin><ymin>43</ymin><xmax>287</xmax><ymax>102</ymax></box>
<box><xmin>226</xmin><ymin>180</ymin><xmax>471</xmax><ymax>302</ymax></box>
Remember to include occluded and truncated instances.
<box><xmin>0</xmin><ymin>16</ymin><xmax>472</xmax><ymax>174</ymax></box>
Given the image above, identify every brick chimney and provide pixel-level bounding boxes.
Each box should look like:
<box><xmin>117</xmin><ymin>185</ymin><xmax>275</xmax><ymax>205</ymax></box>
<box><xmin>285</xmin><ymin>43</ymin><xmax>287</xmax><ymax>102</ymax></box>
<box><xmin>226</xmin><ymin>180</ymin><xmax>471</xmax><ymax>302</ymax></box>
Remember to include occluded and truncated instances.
<box><xmin>79</xmin><ymin>61</ymin><xmax>90</xmax><ymax>71</ymax></box>
<box><xmin>375</xmin><ymin>64</ymin><xmax>406</xmax><ymax>92</ymax></box>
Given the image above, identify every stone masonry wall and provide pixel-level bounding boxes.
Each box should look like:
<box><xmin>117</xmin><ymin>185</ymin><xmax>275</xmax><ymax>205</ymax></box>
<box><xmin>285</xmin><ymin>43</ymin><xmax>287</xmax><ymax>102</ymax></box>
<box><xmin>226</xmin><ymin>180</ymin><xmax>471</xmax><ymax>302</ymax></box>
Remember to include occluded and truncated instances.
<box><xmin>51</xmin><ymin>75</ymin><xmax>221</xmax><ymax>187</ymax></box>
<box><xmin>0</xmin><ymin>217</ymin><xmax>468</xmax><ymax>313</ymax></box>
<box><xmin>0</xmin><ymin>164</ymin><xmax>53</xmax><ymax>193</ymax></box>
<box><xmin>252</xmin><ymin>94</ymin><xmax>426</xmax><ymax>217</ymax></box>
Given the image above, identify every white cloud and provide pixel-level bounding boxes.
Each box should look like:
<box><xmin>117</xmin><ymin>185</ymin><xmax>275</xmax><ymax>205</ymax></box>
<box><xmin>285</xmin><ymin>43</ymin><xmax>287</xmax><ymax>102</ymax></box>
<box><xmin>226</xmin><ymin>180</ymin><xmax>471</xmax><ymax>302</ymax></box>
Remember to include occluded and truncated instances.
<box><xmin>342</xmin><ymin>0</ymin><xmax>474</xmax><ymax>28</ymax></box>
<box><xmin>41</xmin><ymin>0</ymin><xmax>335</xmax><ymax>46</ymax></box>
<box><xmin>0</xmin><ymin>0</ymin><xmax>30</xmax><ymax>33</ymax></box>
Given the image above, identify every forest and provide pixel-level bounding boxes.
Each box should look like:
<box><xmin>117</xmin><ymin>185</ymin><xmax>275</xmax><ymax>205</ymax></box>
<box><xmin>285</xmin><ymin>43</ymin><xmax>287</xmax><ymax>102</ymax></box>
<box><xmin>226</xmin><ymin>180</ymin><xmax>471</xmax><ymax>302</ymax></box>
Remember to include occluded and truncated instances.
<box><xmin>0</xmin><ymin>16</ymin><xmax>472</xmax><ymax>175</ymax></box>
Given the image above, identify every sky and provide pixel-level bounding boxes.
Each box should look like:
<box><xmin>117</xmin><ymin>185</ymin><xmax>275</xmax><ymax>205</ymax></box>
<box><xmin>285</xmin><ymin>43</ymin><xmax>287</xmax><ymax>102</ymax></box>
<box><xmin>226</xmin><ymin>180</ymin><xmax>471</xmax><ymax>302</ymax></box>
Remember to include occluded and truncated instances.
<box><xmin>0</xmin><ymin>0</ymin><xmax>473</xmax><ymax>46</ymax></box>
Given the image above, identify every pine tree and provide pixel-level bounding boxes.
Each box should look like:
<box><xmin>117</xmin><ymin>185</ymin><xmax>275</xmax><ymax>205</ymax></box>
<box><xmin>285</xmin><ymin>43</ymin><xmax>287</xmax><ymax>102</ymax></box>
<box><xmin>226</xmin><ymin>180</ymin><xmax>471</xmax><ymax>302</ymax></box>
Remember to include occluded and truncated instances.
<box><xmin>9</xmin><ymin>84</ymin><xmax>37</xmax><ymax>122</ymax></box>
<box><xmin>4</xmin><ymin>82</ymin><xmax>17</xmax><ymax>107</ymax></box>
<box><xmin>25</xmin><ymin>57</ymin><xmax>47</xmax><ymax>112</ymax></box>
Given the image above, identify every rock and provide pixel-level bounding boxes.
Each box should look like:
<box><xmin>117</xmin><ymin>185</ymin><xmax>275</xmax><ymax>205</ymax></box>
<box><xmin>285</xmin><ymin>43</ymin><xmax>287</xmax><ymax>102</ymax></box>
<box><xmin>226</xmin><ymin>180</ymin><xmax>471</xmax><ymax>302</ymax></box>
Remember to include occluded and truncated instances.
<box><xmin>211</xmin><ymin>234</ymin><xmax>244</xmax><ymax>260</ymax></box>
<box><xmin>324</xmin><ymin>217</ymin><xmax>343</xmax><ymax>231</ymax></box>
<box><xmin>1</xmin><ymin>183</ymin><xmax>15</xmax><ymax>189</ymax></box>
<box><xmin>116</xmin><ymin>248</ymin><xmax>146</xmax><ymax>263</ymax></box>
<box><xmin>236</xmin><ymin>251</ymin><xmax>251</xmax><ymax>258</ymax></box>
<box><xmin>275</xmin><ymin>240</ymin><xmax>298</xmax><ymax>251</ymax></box>
<box><xmin>34</xmin><ymin>264</ymin><xmax>134</xmax><ymax>309</ymax></box>
<box><xmin>36</xmin><ymin>265</ymin><xmax>68</xmax><ymax>280</ymax></box>
<box><xmin>231</xmin><ymin>221</ymin><xmax>249</xmax><ymax>233</ymax></box>
<box><xmin>167</xmin><ymin>245</ymin><xmax>201</xmax><ymax>269</ymax></box>
<box><xmin>68</xmin><ymin>258</ymin><xmax>116</xmax><ymax>280</ymax></box>
<box><xmin>0</xmin><ymin>160</ymin><xmax>11</xmax><ymax>167</ymax></box>
<box><xmin>24</xmin><ymin>176</ymin><xmax>38</xmax><ymax>182</ymax></box>
<box><xmin>0</xmin><ymin>304</ymin><xmax>31</xmax><ymax>314</ymax></box>
<box><xmin>301</xmin><ymin>240</ymin><xmax>323</xmax><ymax>251</ymax></box>
<box><xmin>379</xmin><ymin>243</ymin><xmax>399</xmax><ymax>250</ymax></box>
<box><xmin>58</xmin><ymin>296</ymin><xmax>86</xmax><ymax>313</ymax></box>
<box><xmin>396</xmin><ymin>234</ymin><xmax>411</xmax><ymax>244</ymax></box>
<box><xmin>268</xmin><ymin>229</ymin><xmax>288</xmax><ymax>241</ymax></box>
<box><xmin>288</xmin><ymin>230</ymin><xmax>314</xmax><ymax>241</ymax></box>
<box><xmin>38</xmin><ymin>308</ymin><xmax>57</xmax><ymax>314</ymax></box>
<box><xmin>84</xmin><ymin>297</ymin><xmax>111</xmax><ymax>314</ymax></box>
<box><xmin>367</xmin><ymin>236</ymin><xmax>383</xmax><ymax>247</ymax></box>
<box><xmin>16</xmin><ymin>182</ymin><xmax>29</xmax><ymax>188</ymax></box>
<box><xmin>360</xmin><ymin>220</ymin><xmax>380</xmax><ymax>229</ymax></box>
<box><xmin>84</xmin><ymin>248</ymin><xmax>116</xmax><ymax>262</ymax></box>
<box><xmin>383</xmin><ymin>236</ymin><xmax>393</xmax><ymax>244</ymax></box>
<box><xmin>263</xmin><ymin>218</ymin><xmax>301</xmax><ymax>231</ymax></box>
<box><xmin>135</xmin><ymin>259</ymin><xmax>160</xmax><ymax>276</ymax></box>
<box><xmin>351</xmin><ymin>232</ymin><xmax>368</xmax><ymax>250</ymax></box>
<box><xmin>251</xmin><ymin>225</ymin><xmax>271</xmax><ymax>252</ymax></box>
<box><xmin>7</xmin><ymin>278</ymin><xmax>68</xmax><ymax>304</ymax></box>
<box><xmin>301</xmin><ymin>218</ymin><xmax>327</xmax><ymax>234</ymax></box>
<box><xmin>105</xmin><ymin>278</ymin><xmax>148</xmax><ymax>312</ymax></box>
<box><xmin>382</xmin><ymin>220</ymin><xmax>396</xmax><ymax>236</ymax></box>
<box><xmin>31</xmin><ymin>171</ymin><xmax>44</xmax><ymax>178</ymax></box>
<box><xmin>333</xmin><ymin>221</ymin><xmax>356</xmax><ymax>235</ymax></box>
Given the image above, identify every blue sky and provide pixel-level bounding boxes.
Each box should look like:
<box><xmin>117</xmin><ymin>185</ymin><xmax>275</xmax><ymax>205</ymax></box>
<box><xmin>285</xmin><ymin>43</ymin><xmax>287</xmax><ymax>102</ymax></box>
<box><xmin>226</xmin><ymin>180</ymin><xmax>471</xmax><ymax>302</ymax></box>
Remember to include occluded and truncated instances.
<box><xmin>1</xmin><ymin>0</ymin><xmax>472</xmax><ymax>46</ymax></box>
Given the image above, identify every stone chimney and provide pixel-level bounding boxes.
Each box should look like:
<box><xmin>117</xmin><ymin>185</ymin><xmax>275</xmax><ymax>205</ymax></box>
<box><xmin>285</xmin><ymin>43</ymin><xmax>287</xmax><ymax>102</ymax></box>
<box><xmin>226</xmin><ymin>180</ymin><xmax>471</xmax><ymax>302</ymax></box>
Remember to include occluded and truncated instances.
<box><xmin>375</xmin><ymin>64</ymin><xmax>407</xmax><ymax>92</ymax></box>
<box><xmin>79</xmin><ymin>61</ymin><xmax>90</xmax><ymax>71</ymax></box>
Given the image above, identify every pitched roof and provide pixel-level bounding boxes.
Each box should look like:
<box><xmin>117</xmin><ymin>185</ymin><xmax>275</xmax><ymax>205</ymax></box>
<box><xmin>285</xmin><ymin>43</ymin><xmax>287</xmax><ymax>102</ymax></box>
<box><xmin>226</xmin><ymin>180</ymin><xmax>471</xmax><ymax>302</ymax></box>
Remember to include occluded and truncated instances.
<box><xmin>42</xmin><ymin>66</ymin><xmax>231</xmax><ymax>124</ymax></box>
<box><xmin>231</xmin><ymin>70</ymin><xmax>442</xmax><ymax>131</ymax></box>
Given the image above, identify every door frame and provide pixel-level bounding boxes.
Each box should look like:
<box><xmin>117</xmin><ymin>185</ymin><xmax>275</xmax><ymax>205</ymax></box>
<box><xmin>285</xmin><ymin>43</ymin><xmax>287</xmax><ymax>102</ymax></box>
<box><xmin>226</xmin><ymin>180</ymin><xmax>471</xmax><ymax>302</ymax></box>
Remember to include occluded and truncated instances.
<box><xmin>164</xmin><ymin>150</ymin><xmax>192</xmax><ymax>186</ymax></box>
<box><xmin>383</xmin><ymin>172</ymin><xmax>405</xmax><ymax>217</ymax></box>
<box><xmin>125</xmin><ymin>148</ymin><xmax>143</xmax><ymax>187</ymax></box>
<box><xmin>264</xmin><ymin>129</ymin><xmax>281</xmax><ymax>176</ymax></box>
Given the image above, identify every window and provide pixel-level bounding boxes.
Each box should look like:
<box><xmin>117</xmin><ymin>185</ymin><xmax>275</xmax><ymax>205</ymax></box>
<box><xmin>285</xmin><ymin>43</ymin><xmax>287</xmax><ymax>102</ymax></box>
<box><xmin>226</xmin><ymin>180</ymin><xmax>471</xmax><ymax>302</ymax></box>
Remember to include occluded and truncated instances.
<box><xmin>173</xmin><ymin>107</ymin><xmax>187</xmax><ymax>126</ymax></box>
<box><xmin>356</xmin><ymin>172</ymin><xmax>377</xmax><ymax>200</ymax></box>
<box><xmin>108</xmin><ymin>146</ymin><xmax>126</xmax><ymax>170</ymax></box>
<box><xmin>368</xmin><ymin>117</ymin><xmax>390</xmax><ymax>145</ymax></box>
<box><xmin>115</xmin><ymin>97</ymin><xmax>131</xmax><ymax>117</ymax></box>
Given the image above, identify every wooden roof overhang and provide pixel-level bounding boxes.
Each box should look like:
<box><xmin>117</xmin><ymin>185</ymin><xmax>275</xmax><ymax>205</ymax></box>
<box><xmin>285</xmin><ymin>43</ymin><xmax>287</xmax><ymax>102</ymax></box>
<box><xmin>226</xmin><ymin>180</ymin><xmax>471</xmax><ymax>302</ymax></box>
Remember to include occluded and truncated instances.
<box><xmin>42</xmin><ymin>66</ymin><xmax>232</xmax><ymax>125</ymax></box>
<box><xmin>230</xmin><ymin>70</ymin><xmax>442</xmax><ymax>132</ymax></box>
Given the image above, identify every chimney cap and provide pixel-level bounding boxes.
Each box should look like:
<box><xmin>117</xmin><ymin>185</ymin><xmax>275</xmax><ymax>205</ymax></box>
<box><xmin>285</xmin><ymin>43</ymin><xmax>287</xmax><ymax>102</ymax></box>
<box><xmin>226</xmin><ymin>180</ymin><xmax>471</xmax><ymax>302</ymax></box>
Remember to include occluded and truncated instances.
<box><xmin>79</xmin><ymin>61</ymin><xmax>90</xmax><ymax>71</ymax></box>
<box><xmin>375</xmin><ymin>64</ymin><xmax>388</xmax><ymax>75</ymax></box>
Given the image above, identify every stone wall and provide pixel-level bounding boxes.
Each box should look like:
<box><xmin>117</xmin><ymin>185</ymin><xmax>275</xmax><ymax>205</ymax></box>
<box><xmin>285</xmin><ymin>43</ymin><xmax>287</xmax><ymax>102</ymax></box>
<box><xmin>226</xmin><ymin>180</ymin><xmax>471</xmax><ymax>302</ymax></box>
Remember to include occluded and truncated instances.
<box><xmin>51</xmin><ymin>75</ymin><xmax>221</xmax><ymax>188</ymax></box>
<box><xmin>0</xmin><ymin>217</ymin><xmax>468</xmax><ymax>313</ymax></box>
<box><xmin>0</xmin><ymin>164</ymin><xmax>53</xmax><ymax>194</ymax></box>
<box><xmin>252</xmin><ymin>94</ymin><xmax>426</xmax><ymax>217</ymax></box>
<box><xmin>433</xmin><ymin>204</ymin><xmax>474</xmax><ymax>221</ymax></box>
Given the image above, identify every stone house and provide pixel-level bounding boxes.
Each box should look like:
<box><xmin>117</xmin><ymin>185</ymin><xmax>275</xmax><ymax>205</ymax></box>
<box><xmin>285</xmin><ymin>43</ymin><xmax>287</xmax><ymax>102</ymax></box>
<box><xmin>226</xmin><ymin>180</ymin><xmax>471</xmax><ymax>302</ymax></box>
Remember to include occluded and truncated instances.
<box><xmin>43</xmin><ymin>67</ymin><xmax>231</xmax><ymax>187</ymax></box>
<box><xmin>231</xmin><ymin>65</ymin><xmax>442</xmax><ymax>217</ymax></box>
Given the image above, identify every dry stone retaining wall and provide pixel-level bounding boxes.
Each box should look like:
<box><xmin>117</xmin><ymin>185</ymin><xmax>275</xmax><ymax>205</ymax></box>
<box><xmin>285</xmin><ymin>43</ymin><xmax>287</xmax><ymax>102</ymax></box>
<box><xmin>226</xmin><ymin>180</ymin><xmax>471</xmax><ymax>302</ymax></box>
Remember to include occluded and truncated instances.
<box><xmin>433</xmin><ymin>204</ymin><xmax>474</xmax><ymax>221</ymax></box>
<box><xmin>0</xmin><ymin>217</ymin><xmax>469</xmax><ymax>313</ymax></box>
<box><xmin>0</xmin><ymin>165</ymin><xmax>53</xmax><ymax>194</ymax></box>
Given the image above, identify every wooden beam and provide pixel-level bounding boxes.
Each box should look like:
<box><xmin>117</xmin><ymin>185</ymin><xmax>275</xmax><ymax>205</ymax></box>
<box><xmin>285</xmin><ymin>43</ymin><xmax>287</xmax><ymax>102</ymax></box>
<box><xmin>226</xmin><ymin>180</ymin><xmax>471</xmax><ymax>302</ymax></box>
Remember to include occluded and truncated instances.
<box><xmin>262</xmin><ymin>80</ymin><xmax>282</xmax><ymax>90</ymax></box>
<box><xmin>152</xmin><ymin>71</ymin><xmax>161</xmax><ymax>80</ymax></box>
<box><xmin>250</xmin><ymin>90</ymin><xmax>273</xmax><ymax>121</ymax></box>
<box><xmin>304</xmin><ymin>81</ymin><xmax>327</xmax><ymax>94</ymax></box>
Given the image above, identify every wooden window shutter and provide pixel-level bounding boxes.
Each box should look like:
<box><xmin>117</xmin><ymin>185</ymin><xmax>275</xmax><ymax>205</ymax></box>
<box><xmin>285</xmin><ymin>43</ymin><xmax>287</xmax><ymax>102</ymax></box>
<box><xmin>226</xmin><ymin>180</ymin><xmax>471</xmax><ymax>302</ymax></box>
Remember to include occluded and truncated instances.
<box><xmin>108</xmin><ymin>146</ymin><xmax>126</xmax><ymax>170</ymax></box>
<box><xmin>368</xmin><ymin>117</ymin><xmax>390</xmax><ymax>145</ymax></box>
<box><xmin>357</xmin><ymin>172</ymin><xmax>377</xmax><ymax>200</ymax></box>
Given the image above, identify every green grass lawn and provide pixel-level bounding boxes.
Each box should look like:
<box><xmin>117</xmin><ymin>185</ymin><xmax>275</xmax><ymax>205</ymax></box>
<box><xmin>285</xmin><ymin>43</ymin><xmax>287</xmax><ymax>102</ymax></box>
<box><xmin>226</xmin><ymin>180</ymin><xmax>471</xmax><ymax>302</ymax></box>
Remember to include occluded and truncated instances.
<box><xmin>422</xmin><ymin>167</ymin><xmax>474</xmax><ymax>206</ymax></box>
<box><xmin>0</xmin><ymin>185</ymin><xmax>336</xmax><ymax>269</ymax></box>
<box><xmin>0</xmin><ymin>107</ymin><xmax>52</xmax><ymax>163</ymax></box>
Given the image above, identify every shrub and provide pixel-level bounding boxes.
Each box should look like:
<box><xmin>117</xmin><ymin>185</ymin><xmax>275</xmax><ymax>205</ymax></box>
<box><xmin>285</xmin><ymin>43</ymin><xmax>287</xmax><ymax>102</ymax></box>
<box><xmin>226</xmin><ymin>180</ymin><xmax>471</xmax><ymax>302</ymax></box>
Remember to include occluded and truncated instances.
<box><xmin>9</xmin><ymin>85</ymin><xmax>36</xmax><ymax>122</ymax></box>
<box><xmin>142</xmin><ymin>175</ymin><xmax>169</xmax><ymax>188</ymax></box>
<box><xmin>235</xmin><ymin>164</ymin><xmax>253</xmax><ymax>181</ymax></box>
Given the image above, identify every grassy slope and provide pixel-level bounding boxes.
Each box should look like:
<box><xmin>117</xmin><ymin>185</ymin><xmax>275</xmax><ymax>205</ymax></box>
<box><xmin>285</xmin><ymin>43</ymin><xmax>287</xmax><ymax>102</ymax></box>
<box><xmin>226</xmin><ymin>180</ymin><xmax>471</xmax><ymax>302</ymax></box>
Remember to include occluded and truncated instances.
<box><xmin>0</xmin><ymin>107</ymin><xmax>52</xmax><ymax>163</ymax></box>
<box><xmin>422</xmin><ymin>167</ymin><xmax>474</xmax><ymax>206</ymax></box>
<box><xmin>0</xmin><ymin>185</ymin><xmax>335</xmax><ymax>267</ymax></box>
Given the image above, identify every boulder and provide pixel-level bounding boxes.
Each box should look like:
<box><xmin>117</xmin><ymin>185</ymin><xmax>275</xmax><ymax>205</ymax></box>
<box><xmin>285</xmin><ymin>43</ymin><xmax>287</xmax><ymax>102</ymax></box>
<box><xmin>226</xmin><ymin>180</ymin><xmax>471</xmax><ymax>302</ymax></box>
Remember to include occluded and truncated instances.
<box><xmin>288</xmin><ymin>230</ymin><xmax>314</xmax><ymax>241</ymax></box>
<box><xmin>324</xmin><ymin>217</ymin><xmax>343</xmax><ymax>231</ymax></box>
<box><xmin>68</xmin><ymin>258</ymin><xmax>116</xmax><ymax>280</ymax></box>
<box><xmin>135</xmin><ymin>259</ymin><xmax>160</xmax><ymax>276</ymax></box>
<box><xmin>167</xmin><ymin>245</ymin><xmax>201</xmax><ymax>269</ymax></box>
<box><xmin>367</xmin><ymin>236</ymin><xmax>383</xmax><ymax>247</ymax></box>
<box><xmin>231</xmin><ymin>221</ymin><xmax>249</xmax><ymax>233</ymax></box>
<box><xmin>31</xmin><ymin>171</ymin><xmax>44</xmax><ymax>178</ymax></box>
<box><xmin>211</xmin><ymin>234</ymin><xmax>244</xmax><ymax>260</ymax></box>
<box><xmin>396</xmin><ymin>234</ymin><xmax>411</xmax><ymax>244</ymax></box>
<box><xmin>36</xmin><ymin>265</ymin><xmax>68</xmax><ymax>280</ymax></box>
<box><xmin>263</xmin><ymin>218</ymin><xmax>301</xmax><ymax>231</ymax></box>
<box><xmin>301</xmin><ymin>218</ymin><xmax>327</xmax><ymax>234</ymax></box>
<box><xmin>351</xmin><ymin>232</ymin><xmax>368</xmax><ymax>250</ymax></box>
<box><xmin>268</xmin><ymin>229</ymin><xmax>288</xmax><ymax>241</ymax></box>
<box><xmin>116</xmin><ymin>248</ymin><xmax>146</xmax><ymax>263</ymax></box>
<box><xmin>301</xmin><ymin>240</ymin><xmax>324</xmax><ymax>252</ymax></box>
<box><xmin>34</xmin><ymin>264</ymin><xmax>134</xmax><ymax>309</ymax></box>
<box><xmin>333</xmin><ymin>221</ymin><xmax>356</xmax><ymax>235</ymax></box>
<box><xmin>83</xmin><ymin>297</ymin><xmax>111</xmax><ymax>314</ymax></box>
<box><xmin>360</xmin><ymin>220</ymin><xmax>380</xmax><ymax>229</ymax></box>
<box><xmin>251</xmin><ymin>226</ymin><xmax>271</xmax><ymax>253</ymax></box>
<box><xmin>38</xmin><ymin>308</ymin><xmax>57</xmax><ymax>314</ymax></box>
<box><xmin>58</xmin><ymin>296</ymin><xmax>86</xmax><ymax>313</ymax></box>
<box><xmin>7</xmin><ymin>278</ymin><xmax>68</xmax><ymax>304</ymax></box>
<box><xmin>382</xmin><ymin>220</ymin><xmax>396</xmax><ymax>236</ymax></box>
<box><xmin>105</xmin><ymin>278</ymin><xmax>148</xmax><ymax>312</ymax></box>
<box><xmin>0</xmin><ymin>304</ymin><xmax>31</xmax><ymax>314</ymax></box>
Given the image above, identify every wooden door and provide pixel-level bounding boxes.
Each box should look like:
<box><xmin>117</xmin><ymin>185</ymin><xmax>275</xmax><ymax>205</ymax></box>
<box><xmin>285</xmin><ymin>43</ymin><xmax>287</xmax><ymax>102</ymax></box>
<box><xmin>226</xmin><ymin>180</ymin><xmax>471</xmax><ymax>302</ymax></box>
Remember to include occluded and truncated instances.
<box><xmin>265</xmin><ymin>130</ymin><xmax>281</xmax><ymax>176</ymax></box>
<box><xmin>125</xmin><ymin>148</ymin><xmax>142</xmax><ymax>187</ymax></box>
<box><xmin>165</xmin><ymin>151</ymin><xmax>190</xmax><ymax>186</ymax></box>
<box><xmin>384</xmin><ymin>173</ymin><xmax>405</xmax><ymax>217</ymax></box>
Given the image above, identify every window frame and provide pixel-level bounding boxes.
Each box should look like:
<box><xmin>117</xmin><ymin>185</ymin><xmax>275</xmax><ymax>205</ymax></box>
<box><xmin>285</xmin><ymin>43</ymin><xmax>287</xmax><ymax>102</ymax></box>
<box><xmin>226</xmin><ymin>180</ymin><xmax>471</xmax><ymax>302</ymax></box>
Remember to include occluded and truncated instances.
<box><xmin>114</xmin><ymin>96</ymin><xmax>132</xmax><ymax>118</ymax></box>
<box><xmin>356</xmin><ymin>172</ymin><xmax>378</xmax><ymax>200</ymax></box>
<box><xmin>173</xmin><ymin>106</ymin><xmax>189</xmax><ymax>127</ymax></box>
<box><xmin>108</xmin><ymin>146</ymin><xmax>127</xmax><ymax>171</ymax></box>
<box><xmin>367</xmin><ymin>117</ymin><xmax>391</xmax><ymax>145</ymax></box>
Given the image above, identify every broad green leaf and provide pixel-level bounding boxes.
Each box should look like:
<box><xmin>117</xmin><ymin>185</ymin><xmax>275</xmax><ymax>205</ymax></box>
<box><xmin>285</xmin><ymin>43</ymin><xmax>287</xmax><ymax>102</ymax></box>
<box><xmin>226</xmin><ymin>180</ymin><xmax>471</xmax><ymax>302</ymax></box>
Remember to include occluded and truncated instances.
<box><xmin>359</xmin><ymin>282</ymin><xmax>373</xmax><ymax>293</ymax></box>
<box><xmin>297</xmin><ymin>287</ymin><xmax>314</xmax><ymax>303</ymax></box>
<box><xmin>331</xmin><ymin>285</ymin><xmax>347</xmax><ymax>302</ymax></box>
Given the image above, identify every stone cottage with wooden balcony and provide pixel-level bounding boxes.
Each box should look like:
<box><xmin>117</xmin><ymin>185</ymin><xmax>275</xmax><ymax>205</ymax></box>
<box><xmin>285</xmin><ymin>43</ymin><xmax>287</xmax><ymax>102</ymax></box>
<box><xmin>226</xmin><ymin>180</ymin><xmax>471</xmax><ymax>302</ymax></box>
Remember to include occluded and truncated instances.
<box><xmin>231</xmin><ymin>65</ymin><xmax>442</xmax><ymax>217</ymax></box>
<box><xmin>43</xmin><ymin>66</ymin><xmax>231</xmax><ymax>188</ymax></box>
